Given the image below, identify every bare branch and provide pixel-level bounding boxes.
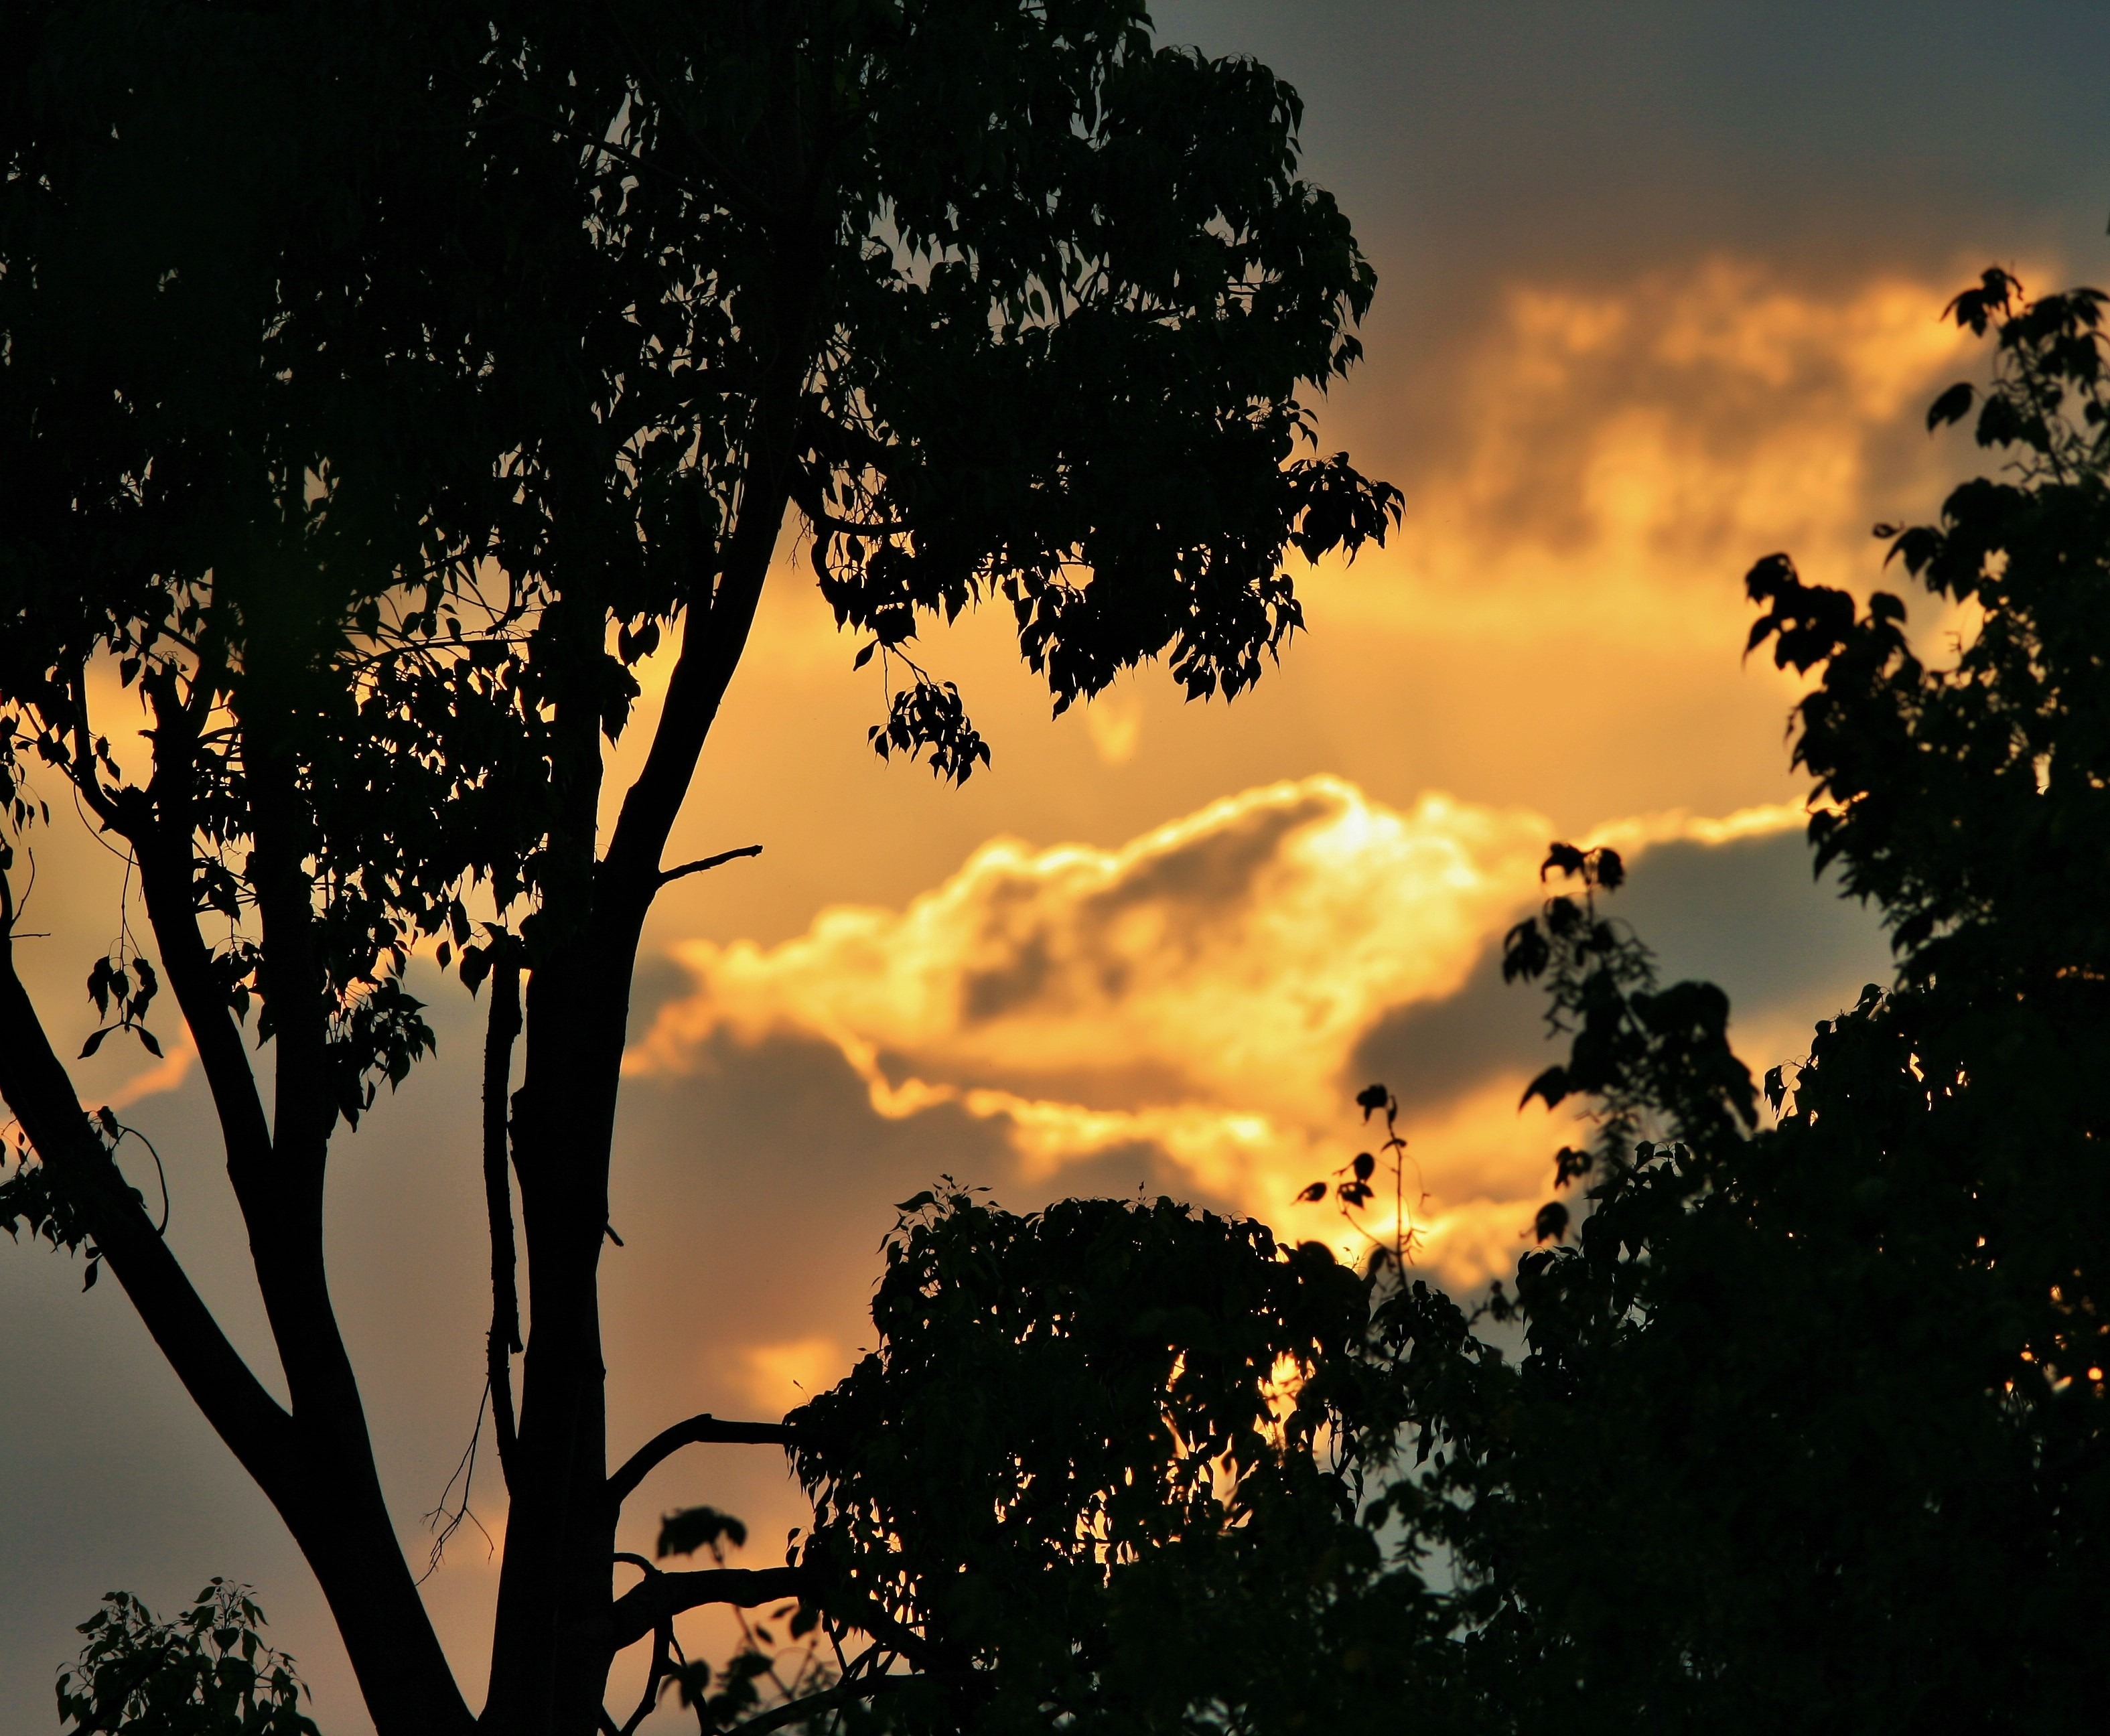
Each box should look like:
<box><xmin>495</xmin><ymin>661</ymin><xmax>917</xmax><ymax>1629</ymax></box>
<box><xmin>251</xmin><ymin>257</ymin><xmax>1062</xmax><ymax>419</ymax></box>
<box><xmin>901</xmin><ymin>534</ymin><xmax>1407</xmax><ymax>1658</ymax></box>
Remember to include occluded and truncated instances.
<box><xmin>610</xmin><ymin>1554</ymin><xmax>677</xmax><ymax>1736</ymax></box>
<box><xmin>657</xmin><ymin>843</ymin><xmax>763</xmax><ymax>887</ymax></box>
<box><xmin>419</xmin><ymin>1384</ymin><xmax>496</xmax><ymax>1581</ymax></box>
<box><xmin>482</xmin><ymin>952</ymin><xmax>524</xmax><ymax>1488</ymax></box>
<box><xmin>0</xmin><ymin>885</ymin><xmax>295</xmax><ymax>1493</ymax></box>
<box><xmin>608</xmin><ymin>1412</ymin><xmax>798</xmax><ymax>1511</ymax></box>
<box><xmin>610</xmin><ymin>1567</ymin><xmax>806</xmax><ymax>1652</ymax></box>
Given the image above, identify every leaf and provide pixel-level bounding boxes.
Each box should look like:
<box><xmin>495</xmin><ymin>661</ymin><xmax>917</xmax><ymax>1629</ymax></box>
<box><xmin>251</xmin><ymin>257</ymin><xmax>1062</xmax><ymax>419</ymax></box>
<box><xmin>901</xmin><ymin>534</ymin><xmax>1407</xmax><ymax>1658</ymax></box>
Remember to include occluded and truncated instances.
<box><xmin>894</xmin><ymin>1191</ymin><xmax>936</xmax><ymax>1214</ymax></box>
<box><xmin>1296</xmin><ymin>1181</ymin><xmax>1328</xmax><ymax>1202</ymax></box>
<box><xmin>658</xmin><ymin>1505</ymin><xmax>748</xmax><ymax>1559</ymax></box>
<box><xmin>80</xmin><ymin>1026</ymin><xmax>111</xmax><ymax>1060</ymax></box>
<box><xmin>1926</xmin><ymin>380</ymin><xmax>1975</xmax><ymax>429</ymax></box>
<box><xmin>1521</xmin><ymin>1065</ymin><xmax>1569</xmax><ymax>1110</ymax></box>
<box><xmin>1541</xmin><ymin>842</ymin><xmax>1587</xmax><ymax>881</ymax></box>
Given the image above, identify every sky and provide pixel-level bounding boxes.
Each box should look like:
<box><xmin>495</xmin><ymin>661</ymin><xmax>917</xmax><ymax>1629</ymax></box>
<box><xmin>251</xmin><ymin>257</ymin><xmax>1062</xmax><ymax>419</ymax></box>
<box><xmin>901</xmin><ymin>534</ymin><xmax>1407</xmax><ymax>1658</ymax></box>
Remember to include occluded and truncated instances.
<box><xmin>5</xmin><ymin>3</ymin><xmax>2109</xmax><ymax>1729</ymax></box>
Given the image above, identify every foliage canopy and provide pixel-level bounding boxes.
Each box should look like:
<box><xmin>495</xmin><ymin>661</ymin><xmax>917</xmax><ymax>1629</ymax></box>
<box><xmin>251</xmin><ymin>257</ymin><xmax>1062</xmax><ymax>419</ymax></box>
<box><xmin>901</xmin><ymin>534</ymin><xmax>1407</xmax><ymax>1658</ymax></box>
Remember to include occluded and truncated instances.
<box><xmin>1367</xmin><ymin>268</ymin><xmax>2110</xmax><ymax>1733</ymax></box>
<box><xmin>0</xmin><ymin>3</ymin><xmax>1396</xmax><ymax>1733</ymax></box>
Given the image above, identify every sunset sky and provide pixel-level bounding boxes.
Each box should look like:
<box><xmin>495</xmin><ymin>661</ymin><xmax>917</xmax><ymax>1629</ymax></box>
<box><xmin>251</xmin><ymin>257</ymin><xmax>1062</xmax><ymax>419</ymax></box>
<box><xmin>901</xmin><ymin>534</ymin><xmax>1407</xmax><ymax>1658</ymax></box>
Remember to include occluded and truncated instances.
<box><xmin>5</xmin><ymin>5</ymin><xmax>2109</xmax><ymax>1730</ymax></box>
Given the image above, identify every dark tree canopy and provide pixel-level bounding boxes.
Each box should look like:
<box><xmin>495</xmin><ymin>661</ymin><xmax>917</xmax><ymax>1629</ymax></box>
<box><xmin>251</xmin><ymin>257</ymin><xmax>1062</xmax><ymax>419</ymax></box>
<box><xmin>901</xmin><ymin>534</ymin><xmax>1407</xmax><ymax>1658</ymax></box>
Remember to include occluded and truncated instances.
<box><xmin>0</xmin><ymin>5</ymin><xmax>1396</xmax><ymax>1735</ymax></box>
<box><xmin>57</xmin><ymin>1583</ymin><xmax>320</xmax><ymax>1736</ymax></box>
<box><xmin>1360</xmin><ymin>272</ymin><xmax>2110</xmax><ymax>1733</ymax></box>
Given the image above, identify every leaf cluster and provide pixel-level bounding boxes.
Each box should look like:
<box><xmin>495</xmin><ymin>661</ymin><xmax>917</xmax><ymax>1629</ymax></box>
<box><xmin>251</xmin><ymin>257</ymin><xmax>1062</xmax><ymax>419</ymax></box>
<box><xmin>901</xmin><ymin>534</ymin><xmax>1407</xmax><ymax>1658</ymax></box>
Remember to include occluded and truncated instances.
<box><xmin>785</xmin><ymin>1189</ymin><xmax>1419</xmax><ymax>1733</ymax></box>
<box><xmin>56</xmin><ymin>1581</ymin><xmax>318</xmax><ymax>1736</ymax></box>
<box><xmin>0</xmin><ymin>0</ymin><xmax>1397</xmax><ymax>1119</ymax></box>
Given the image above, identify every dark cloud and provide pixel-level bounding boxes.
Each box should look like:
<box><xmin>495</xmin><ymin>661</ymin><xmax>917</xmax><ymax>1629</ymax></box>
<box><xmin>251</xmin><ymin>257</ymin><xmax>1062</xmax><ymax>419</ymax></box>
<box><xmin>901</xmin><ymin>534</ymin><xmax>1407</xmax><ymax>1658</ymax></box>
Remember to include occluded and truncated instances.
<box><xmin>1352</xmin><ymin>826</ymin><xmax>1890</xmax><ymax>1121</ymax></box>
<box><xmin>1161</xmin><ymin>1</ymin><xmax>2110</xmax><ymax>488</ymax></box>
<box><xmin>1351</xmin><ymin>942</ymin><xmax>1551</xmax><ymax>1114</ymax></box>
<box><xmin>626</xmin><ymin>947</ymin><xmax>696</xmax><ymax>1050</ymax></box>
<box><xmin>1615</xmin><ymin>829</ymin><xmax>1893</xmax><ymax>1033</ymax></box>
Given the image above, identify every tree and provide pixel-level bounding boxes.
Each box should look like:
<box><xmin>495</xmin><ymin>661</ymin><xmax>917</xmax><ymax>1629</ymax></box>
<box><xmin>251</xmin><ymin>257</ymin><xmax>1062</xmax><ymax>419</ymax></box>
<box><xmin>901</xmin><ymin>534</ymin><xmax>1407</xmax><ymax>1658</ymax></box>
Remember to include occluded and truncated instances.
<box><xmin>778</xmin><ymin>1189</ymin><xmax>1432</xmax><ymax>1735</ymax></box>
<box><xmin>0</xmin><ymin>4</ymin><xmax>1399</xmax><ymax>1733</ymax></box>
<box><xmin>1371</xmin><ymin>271</ymin><xmax>2110</xmax><ymax>1731</ymax></box>
<box><xmin>58</xmin><ymin>1583</ymin><xmax>320</xmax><ymax>1736</ymax></box>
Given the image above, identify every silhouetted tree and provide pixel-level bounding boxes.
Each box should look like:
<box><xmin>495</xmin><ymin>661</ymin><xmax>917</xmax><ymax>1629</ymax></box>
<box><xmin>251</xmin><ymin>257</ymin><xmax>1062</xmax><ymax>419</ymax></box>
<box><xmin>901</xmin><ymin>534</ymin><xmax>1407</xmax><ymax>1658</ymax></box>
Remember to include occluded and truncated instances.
<box><xmin>0</xmin><ymin>5</ymin><xmax>1397</xmax><ymax>1733</ymax></box>
<box><xmin>58</xmin><ymin>1583</ymin><xmax>319</xmax><ymax>1736</ymax></box>
<box><xmin>1366</xmin><ymin>271</ymin><xmax>2110</xmax><ymax>1733</ymax></box>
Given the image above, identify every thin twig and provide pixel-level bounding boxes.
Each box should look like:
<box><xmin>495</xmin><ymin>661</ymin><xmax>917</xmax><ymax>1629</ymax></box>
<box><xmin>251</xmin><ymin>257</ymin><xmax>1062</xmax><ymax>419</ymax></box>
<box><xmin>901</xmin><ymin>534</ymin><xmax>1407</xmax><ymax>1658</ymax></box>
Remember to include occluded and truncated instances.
<box><xmin>420</xmin><ymin>1384</ymin><xmax>494</xmax><ymax>1580</ymax></box>
<box><xmin>658</xmin><ymin>844</ymin><xmax>764</xmax><ymax>886</ymax></box>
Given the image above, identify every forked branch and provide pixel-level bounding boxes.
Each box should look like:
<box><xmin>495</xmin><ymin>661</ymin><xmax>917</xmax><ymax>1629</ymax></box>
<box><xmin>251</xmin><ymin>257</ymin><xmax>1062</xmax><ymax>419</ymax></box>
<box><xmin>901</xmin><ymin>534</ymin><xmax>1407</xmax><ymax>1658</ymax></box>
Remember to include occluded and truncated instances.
<box><xmin>609</xmin><ymin>1554</ymin><xmax>679</xmax><ymax>1736</ymax></box>
<box><xmin>0</xmin><ymin>874</ymin><xmax>294</xmax><ymax>1491</ymax></box>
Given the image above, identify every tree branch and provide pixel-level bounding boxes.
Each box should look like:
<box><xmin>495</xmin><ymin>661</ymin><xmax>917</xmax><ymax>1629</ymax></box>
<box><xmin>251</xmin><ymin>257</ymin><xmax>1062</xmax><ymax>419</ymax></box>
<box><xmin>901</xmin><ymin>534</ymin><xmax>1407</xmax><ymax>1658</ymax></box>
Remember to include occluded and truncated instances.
<box><xmin>596</xmin><ymin>359</ymin><xmax>809</xmax><ymax>925</ymax></box>
<box><xmin>123</xmin><ymin>664</ymin><xmax>253</xmax><ymax>1124</ymax></box>
<box><xmin>66</xmin><ymin>668</ymin><xmax>478</xmax><ymax>1733</ymax></box>
<box><xmin>0</xmin><ymin>875</ymin><xmax>295</xmax><ymax>1494</ymax></box>
<box><xmin>241</xmin><ymin>697</ymin><xmax>336</xmax><ymax>1163</ymax></box>
<box><xmin>658</xmin><ymin>844</ymin><xmax>762</xmax><ymax>886</ymax></box>
<box><xmin>608</xmin><ymin>1412</ymin><xmax>798</xmax><ymax>1511</ymax></box>
<box><xmin>63</xmin><ymin>660</ymin><xmax>123</xmax><ymax>829</ymax></box>
<box><xmin>722</xmin><ymin>1675</ymin><xmax>918</xmax><ymax>1736</ymax></box>
<box><xmin>609</xmin><ymin>1567</ymin><xmax>806</xmax><ymax>1652</ymax></box>
<box><xmin>482</xmin><ymin>952</ymin><xmax>524</xmax><ymax>1490</ymax></box>
<box><xmin>121</xmin><ymin>776</ymin><xmax>273</xmax><ymax>1179</ymax></box>
<box><xmin>610</xmin><ymin>1554</ymin><xmax>676</xmax><ymax>1736</ymax></box>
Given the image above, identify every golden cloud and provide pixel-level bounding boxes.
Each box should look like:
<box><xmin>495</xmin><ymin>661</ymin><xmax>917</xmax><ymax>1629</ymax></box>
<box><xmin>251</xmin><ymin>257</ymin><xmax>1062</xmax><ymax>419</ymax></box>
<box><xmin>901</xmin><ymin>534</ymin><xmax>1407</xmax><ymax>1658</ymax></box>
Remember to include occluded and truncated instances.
<box><xmin>1306</xmin><ymin>258</ymin><xmax>1985</xmax><ymax>649</ymax></box>
<box><xmin>628</xmin><ymin>776</ymin><xmax>1807</xmax><ymax>1285</ymax></box>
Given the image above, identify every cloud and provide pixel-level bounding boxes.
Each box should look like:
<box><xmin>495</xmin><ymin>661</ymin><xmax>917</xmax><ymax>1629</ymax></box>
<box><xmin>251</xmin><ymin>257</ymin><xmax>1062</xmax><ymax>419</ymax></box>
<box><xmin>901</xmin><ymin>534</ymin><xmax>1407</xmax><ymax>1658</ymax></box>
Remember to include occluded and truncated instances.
<box><xmin>1308</xmin><ymin>258</ymin><xmax>1987</xmax><ymax>652</ymax></box>
<box><xmin>627</xmin><ymin>776</ymin><xmax>1833</xmax><ymax>1285</ymax></box>
<box><xmin>100</xmin><ymin>1035</ymin><xmax>195</xmax><ymax>1112</ymax></box>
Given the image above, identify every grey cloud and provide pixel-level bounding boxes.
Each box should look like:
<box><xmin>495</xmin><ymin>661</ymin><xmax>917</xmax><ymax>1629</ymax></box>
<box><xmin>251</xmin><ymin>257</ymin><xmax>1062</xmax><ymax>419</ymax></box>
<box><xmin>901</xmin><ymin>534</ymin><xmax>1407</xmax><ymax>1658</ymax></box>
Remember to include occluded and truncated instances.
<box><xmin>1351</xmin><ymin>942</ymin><xmax>1551</xmax><ymax>1118</ymax></box>
<box><xmin>626</xmin><ymin>948</ymin><xmax>696</xmax><ymax>1051</ymax></box>
<box><xmin>1161</xmin><ymin>1</ymin><xmax>2110</xmax><ymax>494</ymax></box>
<box><xmin>1077</xmin><ymin>789</ymin><xmax>1324</xmax><ymax>922</ymax></box>
<box><xmin>1614</xmin><ymin>829</ymin><xmax>1892</xmax><ymax>1035</ymax></box>
<box><xmin>1351</xmin><ymin>826</ymin><xmax>1891</xmax><ymax>1125</ymax></box>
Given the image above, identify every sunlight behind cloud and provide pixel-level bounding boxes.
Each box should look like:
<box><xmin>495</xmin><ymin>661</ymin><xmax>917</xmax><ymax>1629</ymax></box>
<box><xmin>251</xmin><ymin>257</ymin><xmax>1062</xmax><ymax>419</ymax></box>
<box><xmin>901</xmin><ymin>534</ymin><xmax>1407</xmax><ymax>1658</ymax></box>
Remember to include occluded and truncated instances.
<box><xmin>732</xmin><ymin>1335</ymin><xmax>849</xmax><ymax>1412</ymax></box>
<box><xmin>628</xmin><ymin>776</ymin><xmax>1808</xmax><ymax>1283</ymax></box>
